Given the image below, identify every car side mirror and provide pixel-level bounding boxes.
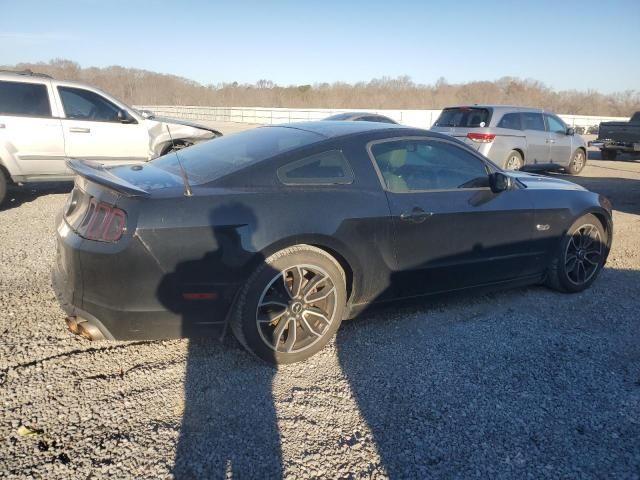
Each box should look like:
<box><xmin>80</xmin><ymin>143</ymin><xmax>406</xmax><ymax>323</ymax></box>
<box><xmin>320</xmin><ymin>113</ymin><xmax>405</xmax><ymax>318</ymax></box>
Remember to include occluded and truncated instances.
<box><xmin>117</xmin><ymin>109</ymin><xmax>136</xmax><ymax>124</ymax></box>
<box><xmin>140</xmin><ymin>109</ymin><xmax>154</xmax><ymax>119</ymax></box>
<box><xmin>489</xmin><ymin>172</ymin><xmax>513</xmax><ymax>193</ymax></box>
<box><xmin>566</xmin><ymin>127</ymin><xmax>575</xmax><ymax>136</ymax></box>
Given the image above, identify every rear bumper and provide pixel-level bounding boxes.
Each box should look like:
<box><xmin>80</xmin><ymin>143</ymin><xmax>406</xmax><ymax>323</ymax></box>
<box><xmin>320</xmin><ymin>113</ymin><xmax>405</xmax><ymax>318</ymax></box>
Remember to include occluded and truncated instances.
<box><xmin>52</xmin><ymin>218</ymin><xmax>237</xmax><ymax>341</ymax></box>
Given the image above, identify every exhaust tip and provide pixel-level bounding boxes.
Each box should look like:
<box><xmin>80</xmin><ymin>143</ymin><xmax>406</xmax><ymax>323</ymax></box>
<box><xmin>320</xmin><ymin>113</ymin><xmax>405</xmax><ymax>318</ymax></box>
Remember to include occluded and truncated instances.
<box><xmin>65</xmin><ymin>316</ymin><xmax>106</xmax><ymax>341</ymax></box>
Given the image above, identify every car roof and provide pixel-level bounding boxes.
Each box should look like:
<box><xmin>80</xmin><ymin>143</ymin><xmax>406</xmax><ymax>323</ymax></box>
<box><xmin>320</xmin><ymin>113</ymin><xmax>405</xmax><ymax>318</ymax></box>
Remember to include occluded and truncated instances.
<box><xmin>268</xmin><ymin>120</ymin><xmax>413</xmax><ymax>139</ymax></box>
<box><xmin>444</xmin><ymin>104</ymin><xmax>544</xmax><ymax>113</ymax></box>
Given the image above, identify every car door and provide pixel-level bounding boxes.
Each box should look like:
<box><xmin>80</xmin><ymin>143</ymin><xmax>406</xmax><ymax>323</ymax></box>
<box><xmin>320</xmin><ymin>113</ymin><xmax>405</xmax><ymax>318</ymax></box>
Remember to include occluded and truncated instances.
<box><xmin>0</xmin><ymin>79</ymin><xmax>66</xmax><ymax>176</ymax></box>
<box><xmin>57</xmin><ymin>86</ymin><xmax>150</xmax><ymax>163</ymax></box>
<box><xmin>368</xmin><ymin>137</ymin><xmax>540</xmax><ymax>298</ymax></box>
<box><xmin>521</xmin><ymin>112</ymin><xmax>550</xmax><ymax>165</ymax></box>
<box><xmin>545</xmin><ymin>113</ymin><xmax>573</xmax><ymax>166</ymax></box>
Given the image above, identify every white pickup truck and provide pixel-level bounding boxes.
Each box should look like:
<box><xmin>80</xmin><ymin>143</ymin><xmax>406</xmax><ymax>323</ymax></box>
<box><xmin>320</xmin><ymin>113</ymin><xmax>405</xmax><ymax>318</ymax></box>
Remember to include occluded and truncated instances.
<box><xmin>0</xmin><ymin>70</ymin><xmax>221</xmax><ymax>205</ymax></box>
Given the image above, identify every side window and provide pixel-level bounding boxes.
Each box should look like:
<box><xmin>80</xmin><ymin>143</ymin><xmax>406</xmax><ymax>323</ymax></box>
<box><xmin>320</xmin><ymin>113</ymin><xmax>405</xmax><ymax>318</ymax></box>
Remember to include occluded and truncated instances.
<box><xmin>521</xmin><ymin>112</ymin><xmax>546</xmax><ymax>131</ymax></box>
<box><xmin>371</xmin><ymin>139</ymin><xmax>489</xmax><ymax>192</ymax></box>
<box><xmin>545</xmin><ymin>114</ymin><xmax>567</xmax><ymax>134</ymax></box>
<box><xmin>277</xmin><ymin>150</ymin><xmax>354</xmax><ymax>185</ymax></box>
<box><xmin>497</xmin><ymin>112</ymin><xmax>522</xmax><ymax>130</ymax></box>
<box><xmin>0</xmin><ymin>81</ymin><xmax>51</xmax><ymax>117</ymax></box>
<box><xmin>58</xmin><ymin>87</ymin><xmax>120</xmax><ymax>122</ymax></box>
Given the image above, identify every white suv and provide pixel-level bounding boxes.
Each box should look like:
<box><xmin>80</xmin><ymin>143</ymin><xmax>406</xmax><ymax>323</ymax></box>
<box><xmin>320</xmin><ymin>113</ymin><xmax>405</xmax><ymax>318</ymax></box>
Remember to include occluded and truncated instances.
<box><xmin>0</xmin><ymin>70</ymin><xmax>221</xmax><ymax>205</ymax></box>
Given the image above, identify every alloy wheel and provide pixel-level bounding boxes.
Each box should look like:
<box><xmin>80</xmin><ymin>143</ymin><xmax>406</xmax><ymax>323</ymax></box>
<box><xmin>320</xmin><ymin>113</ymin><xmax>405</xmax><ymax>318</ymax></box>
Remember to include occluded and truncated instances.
<box><xmin>506</xmin><ymin>154</ymin><xmax>522</xmax><ymax>170</ymax></box>
<box><xmin>564</xmin><ymin>223</ymin><xmax>603</xmax><ymax>285</ymax></box>
<box><xmin>256</xmin><ymin>264</ymin><xmax>337</xmax><ymax>353</ymax></box>
<box><xmin>572</xmin><ymin>150</ymin><xmax>585</xmax><ymax>171</ymax></box>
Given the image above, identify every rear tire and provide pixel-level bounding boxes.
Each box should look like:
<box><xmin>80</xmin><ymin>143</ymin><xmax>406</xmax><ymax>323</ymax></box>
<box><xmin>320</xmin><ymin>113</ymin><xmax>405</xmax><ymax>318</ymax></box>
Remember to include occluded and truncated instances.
<box><xmin>567</xmin><ymin>149</ymin><xmax>586</xmax><ymax>175</ymax></box>
<box><xmin>504</xmin><ymin>150</ymin><xmax>523</xmax><ymax>170</ymax></box>
<box><xmin>601</xmin><ymin>149</ymin><xmax>617</xmax><ymax>160</ymax></box>
<box><xmin>0</xmin><ymin>170</ymin><xmax>7</xmax><ymax>207</ymax></box>
<box><xmin>545</xmin><ymin>214</ymin><xmax>607</xmax><ymax>293</ymax></box>
<box><xmin>231</xmin><ymin>245</ymin><xmax>346</xmax><ymax>364</ymax></box>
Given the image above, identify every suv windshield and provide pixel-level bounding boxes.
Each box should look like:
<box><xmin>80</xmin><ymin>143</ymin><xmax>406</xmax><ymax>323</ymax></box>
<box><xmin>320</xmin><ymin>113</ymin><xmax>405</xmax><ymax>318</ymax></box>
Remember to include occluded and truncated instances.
<box><xmin>152</xmin><ymin>126</ymin><xmax>325</xmax><ymax>184</ymax></box>
<box><xmin>434</xmin><ymin>107</ymin><xmax>492</xmax><ymax>128</ymax></box>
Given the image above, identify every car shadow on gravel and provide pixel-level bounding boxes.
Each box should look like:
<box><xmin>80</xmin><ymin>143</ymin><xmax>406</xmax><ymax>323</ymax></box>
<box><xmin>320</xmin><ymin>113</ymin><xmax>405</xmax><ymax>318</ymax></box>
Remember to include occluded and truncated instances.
<box><xmin>156</xmin><ymin>204</ymin><xmax>282</xmax><ymax>479</ymax></box>
<box><xmin>334</xmin><ymin>266</ymin><xmax>640</xmax><ymax>478</ymax></box>
<box><xmin>1</xmin><ymin>182</ymin><xmax>73</xmax><ymax>211</ymax></box>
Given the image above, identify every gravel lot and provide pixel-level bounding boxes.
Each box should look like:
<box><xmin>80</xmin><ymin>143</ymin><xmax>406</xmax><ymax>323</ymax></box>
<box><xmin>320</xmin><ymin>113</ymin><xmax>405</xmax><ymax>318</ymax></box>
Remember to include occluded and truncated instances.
<box><xmin>1</xmin><ymin>127</ymin><xmax>639</xmax><ymax>479</ymax></box>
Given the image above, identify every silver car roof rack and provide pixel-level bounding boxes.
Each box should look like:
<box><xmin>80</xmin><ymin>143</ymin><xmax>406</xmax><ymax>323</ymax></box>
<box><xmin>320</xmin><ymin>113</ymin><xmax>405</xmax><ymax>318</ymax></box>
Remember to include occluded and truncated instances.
<box><xmin>0</xmin><ymin>69</ymin><xmax>53</xmax><ymax>79</ymax></box>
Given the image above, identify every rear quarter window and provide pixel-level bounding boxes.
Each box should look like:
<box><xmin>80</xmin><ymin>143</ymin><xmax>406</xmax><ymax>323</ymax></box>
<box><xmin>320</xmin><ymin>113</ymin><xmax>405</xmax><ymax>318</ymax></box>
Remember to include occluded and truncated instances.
<box><xmin>497</xmin><ymin>113</ymin><xmax>522</xmax><ymax>130</ymax></box>
<box><xmin>277</xmin><ymin>150</ymin><xmax>354</xmax><ymax>185</ymax></box>
<box><xmin>0</xmin><ymin>80</ymin><xmax>51</xmax><ymax>117</ymax></box>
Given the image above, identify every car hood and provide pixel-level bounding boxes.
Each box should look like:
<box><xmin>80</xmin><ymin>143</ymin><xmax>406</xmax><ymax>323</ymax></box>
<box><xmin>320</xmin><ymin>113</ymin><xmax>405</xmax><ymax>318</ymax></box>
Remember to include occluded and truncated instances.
<box><xmin>151</xmin><ymin>116</ymin><xmax>222</xmax><ymax>135</ymax></box>
<box><xmin>508</xmin><ymin>171</ymin><xmax>587</xmax><ymax>191</ymax></box>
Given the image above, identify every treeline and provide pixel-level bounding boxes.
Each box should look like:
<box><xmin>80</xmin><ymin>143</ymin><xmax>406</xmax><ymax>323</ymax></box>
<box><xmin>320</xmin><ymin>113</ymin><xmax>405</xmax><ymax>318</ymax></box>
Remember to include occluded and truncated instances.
<box><xmin>3</xmin><ymin>59</ymin><xmax>639</xmax><ymax>116</ymax></box>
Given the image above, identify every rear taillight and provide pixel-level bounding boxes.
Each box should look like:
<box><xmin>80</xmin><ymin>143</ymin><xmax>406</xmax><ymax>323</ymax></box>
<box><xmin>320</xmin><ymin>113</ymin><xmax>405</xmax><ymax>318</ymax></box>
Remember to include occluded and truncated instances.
<box><xmin>77</xmin><ymin>200</ymin><xmax>127</xmax><ymax>242</ymax></box>
<box><xmin>467</xmin><ymin>132</ymin><xmax>496</xmax><ymax>143</ymax></box>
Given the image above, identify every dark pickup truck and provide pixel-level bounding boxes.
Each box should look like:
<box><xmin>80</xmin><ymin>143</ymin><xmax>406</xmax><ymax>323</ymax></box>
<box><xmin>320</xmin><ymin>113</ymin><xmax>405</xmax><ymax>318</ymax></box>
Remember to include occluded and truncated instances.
<box><xmin>590</xmin><ymin>112</ymin><xmax>640</xmax><ymax>160</ymax></box>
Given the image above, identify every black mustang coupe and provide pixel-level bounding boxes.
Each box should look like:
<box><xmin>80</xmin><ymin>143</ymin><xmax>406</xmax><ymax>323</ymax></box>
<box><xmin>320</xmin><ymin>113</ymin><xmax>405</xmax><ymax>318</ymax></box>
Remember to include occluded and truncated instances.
<box><xmin>53</xmin><ymin>121</ymin><xmax>612</xmax><ymax>364</ymax></box>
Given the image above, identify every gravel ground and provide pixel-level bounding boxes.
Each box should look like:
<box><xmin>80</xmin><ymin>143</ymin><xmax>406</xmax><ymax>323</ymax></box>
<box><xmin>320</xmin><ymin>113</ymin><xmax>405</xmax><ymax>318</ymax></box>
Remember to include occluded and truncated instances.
<box><xmin>1</xmin><ymin>131</ymin><xmax>639</xmax><ymax>479</ymax></box>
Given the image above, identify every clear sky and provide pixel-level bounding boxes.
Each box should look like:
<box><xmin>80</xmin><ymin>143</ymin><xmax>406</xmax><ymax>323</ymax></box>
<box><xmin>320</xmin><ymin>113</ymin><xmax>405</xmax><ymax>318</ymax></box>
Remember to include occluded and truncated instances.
<box><xmin>1</xmin><ymin>0</ymin><xmax>638</xmax><ymax>93</ymax></box>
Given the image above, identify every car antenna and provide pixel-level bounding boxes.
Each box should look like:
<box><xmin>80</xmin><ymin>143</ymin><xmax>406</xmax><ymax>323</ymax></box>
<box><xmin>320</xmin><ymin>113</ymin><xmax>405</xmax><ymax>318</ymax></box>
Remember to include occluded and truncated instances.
<box><xmin>165</xmin><ymin>124</ymin><xmax>193</xmax><ymax>197</ymax></box>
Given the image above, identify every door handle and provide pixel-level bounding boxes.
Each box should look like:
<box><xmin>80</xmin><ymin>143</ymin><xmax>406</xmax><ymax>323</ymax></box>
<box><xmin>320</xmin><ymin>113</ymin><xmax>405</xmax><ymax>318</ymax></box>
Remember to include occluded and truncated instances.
<box><xmin>0</xmin><ymin>123</ymin><xmax>5</xmax><ymax>129</ymax></box>
<box><xmin>546</xmin><ymin>139</ymin><xmax>556</xmax><ymax>144</ymax></box>
<box><xmin>69</xmin><ymin>127</ymin><xmax>90</xmax><ymax>133</ymax></box>
<box><xmin>400</xmin><ymin>207</ymin><xmax>434</xmax><ymax>223</ymax></box>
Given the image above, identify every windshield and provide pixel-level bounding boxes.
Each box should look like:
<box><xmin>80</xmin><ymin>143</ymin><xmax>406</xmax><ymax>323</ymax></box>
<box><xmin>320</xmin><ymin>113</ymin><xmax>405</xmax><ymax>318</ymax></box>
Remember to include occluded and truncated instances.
<box><xmin>434</xmin><ymin>107</ymin><xmax>492</xmax><ymax>128</ymax></box>
<box><xmin>152</xmin><ymin>126</ymin><xmax>325</xmax><ymax>184</ymax></box>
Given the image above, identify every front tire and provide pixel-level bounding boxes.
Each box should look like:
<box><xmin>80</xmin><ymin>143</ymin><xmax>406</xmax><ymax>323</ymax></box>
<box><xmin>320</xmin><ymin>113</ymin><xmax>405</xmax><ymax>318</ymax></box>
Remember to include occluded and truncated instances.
<box><xmin>504</xmin><ymin>150</ymin><xmax>523</xmax><ymax>170</ymax></box>
<box><xmin>545</xmin><ymin>214</ymin><xmax>607</xmax><ymax>293</ymax></box>
<box><xmin>567</xmin><ymin>149</ymin><xmax>586</xmax><ymax>175</ymax></box>
<box><xmin>231</xmin><ymin>245</ymin><xmax>346</xmax><ymax>364</ymax></box>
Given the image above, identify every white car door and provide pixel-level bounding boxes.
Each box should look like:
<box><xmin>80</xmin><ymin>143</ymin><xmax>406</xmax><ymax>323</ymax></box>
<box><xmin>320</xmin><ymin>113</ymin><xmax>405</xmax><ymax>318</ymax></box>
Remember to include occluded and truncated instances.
<box><xmin>57</xmin><ymin>86</ymin><xmax>150</xmax><ymax>163</ymax></box>
<box><xmin>0</xmin><ymin>79</ymin><xmax>66</xmax><ymax>176</ymax></box>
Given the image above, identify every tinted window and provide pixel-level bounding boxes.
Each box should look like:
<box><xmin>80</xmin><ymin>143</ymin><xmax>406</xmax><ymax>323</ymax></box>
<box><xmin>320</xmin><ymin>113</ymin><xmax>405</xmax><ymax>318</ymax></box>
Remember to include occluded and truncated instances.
<box><xmin>434</xmin><ymin>108</ymin><xmax>491</xmax><ymax>127</ymax></box>
<box><xmin>153</xmin><ymin>126</ymin><xmax>324</xmax><ymax>184</ymax></box>
<box><xmin>278</xmin><ymin>150</ymin><xmax>354</xmax><ymax>185</ymax></box>
<box><xmin>58</xmin><ymin>87</ymin><xmax>120</xmax><ymax>122</ymax></box>
<box><xmin>371</xmin><ymin>139</ymin><xmax>489</xmax><ymax>192</ymax></box>
<box><xmin>545</xmin><ymin>114</ymin><xmax>566</xmax><ymax>134</ymax></box>
<box><xmin>0</xmin><ymin>81</ymin><xmax>51</xmax><ymax>117</ymax></box>
<box><xmin>324</xmin><ymin>113</ymin><xmax>352</xmax><ymax>120</ymax></box>
<box><xmin>497</xmin><ymin>112</ymin><xmax>522</xmax><ymax>130</ymax></box>
<box><xmin>521</xmin><ymin>112</ymin><xmax>546</xmax><ymax>131</ymax></box>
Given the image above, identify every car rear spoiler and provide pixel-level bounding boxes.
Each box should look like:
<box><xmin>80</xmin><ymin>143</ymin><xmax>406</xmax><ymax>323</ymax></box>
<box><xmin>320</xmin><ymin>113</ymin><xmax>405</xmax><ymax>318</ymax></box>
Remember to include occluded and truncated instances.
<box><xmin>66</xmin><ymin>159</ymin><xmax>150</xmax><ymax>198</ymax></box>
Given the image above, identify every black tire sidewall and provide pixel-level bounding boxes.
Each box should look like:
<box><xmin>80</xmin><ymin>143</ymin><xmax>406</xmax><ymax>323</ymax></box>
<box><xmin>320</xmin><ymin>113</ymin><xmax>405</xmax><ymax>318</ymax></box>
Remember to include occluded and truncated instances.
<box><xmin>555</xmin><ymin>214</ymin><xmax>606</xmax><ymax>293</ymax></box>
<box><xmin>238</xmin><ymin>248</ymin><xmax>346</xmax><ymax>364</ymax></box>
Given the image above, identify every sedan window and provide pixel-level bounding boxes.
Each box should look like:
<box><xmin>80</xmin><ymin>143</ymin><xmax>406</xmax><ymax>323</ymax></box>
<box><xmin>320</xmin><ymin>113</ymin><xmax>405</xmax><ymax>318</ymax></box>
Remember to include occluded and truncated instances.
<box><xmin>278</xmin><ymin>150</ymin><xmax>354</xmax><ymax>185</ymax></box>
<box><xmin>371</xmin><ymin>139</ymin><xmax>489</xmax><ymax>192</ymax></box>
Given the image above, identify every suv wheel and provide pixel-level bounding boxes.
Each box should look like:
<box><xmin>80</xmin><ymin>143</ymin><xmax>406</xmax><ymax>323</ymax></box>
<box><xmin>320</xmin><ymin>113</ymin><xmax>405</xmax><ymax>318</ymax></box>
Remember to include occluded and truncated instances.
<box><xmin>231</xmin><ymin>245</ymin><xmax>346</xmax><ymax>364</ymax></box>
<box><xmin>567</xmin><ymin>149</ymin><xmax>586</xmax><ymax>175</ymax></box>
<box><xmin>504</xmin><ymin>150</ymin><xmax>523</xmax><ymax>170</ymax></box>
